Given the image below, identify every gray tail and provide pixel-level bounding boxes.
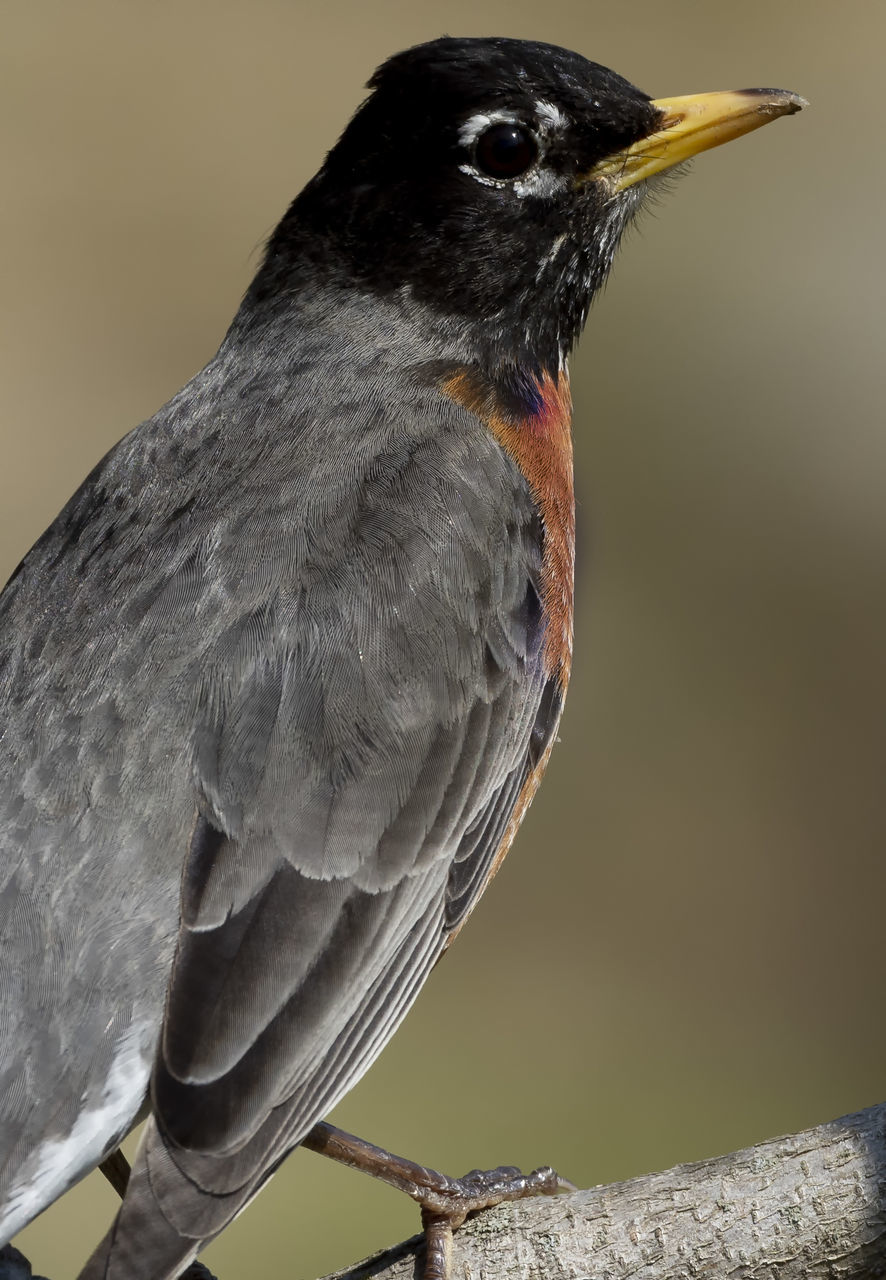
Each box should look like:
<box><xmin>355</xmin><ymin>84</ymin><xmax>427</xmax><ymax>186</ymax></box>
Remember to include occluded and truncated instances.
<box><xmin>76</xmin><ymin>1115</ymin><xmax>284</xmax><ymax>1280</ymax></box>
<box><xmin>77</xmin><ymin>1149</ymin><xmax>201</xmax><ymax>1280</ymax></box>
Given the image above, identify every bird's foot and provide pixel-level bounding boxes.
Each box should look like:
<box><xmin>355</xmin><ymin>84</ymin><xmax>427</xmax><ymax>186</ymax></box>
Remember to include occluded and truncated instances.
<box><xmin>302</xmin><ymin>1121</ymin><xmax>575</xmax><ymax>1280</ymax></box>
<box><xmin>416</xmin><ymin>1164</ymin><xmax>574</xmax><ymax>1280</ymax></box>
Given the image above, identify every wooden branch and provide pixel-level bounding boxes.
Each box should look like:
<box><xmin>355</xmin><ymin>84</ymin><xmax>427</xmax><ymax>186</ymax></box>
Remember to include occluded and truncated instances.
<box><xmin>319</xmin><ymin>1103</ymin><xmax>886</xmax><ymax>1280</ymax></box>
<box><xmin>3</xmin><ymin>1105</ymin><xmax>885</xmax><ymax>1280</ymax></box>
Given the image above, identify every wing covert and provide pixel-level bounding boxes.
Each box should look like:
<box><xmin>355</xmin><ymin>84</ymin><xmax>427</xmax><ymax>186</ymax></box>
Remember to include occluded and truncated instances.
<box><xmin>143</xmin><ymin>524</ymin><xmax>558</xmax><ymax>1238</ymax></box>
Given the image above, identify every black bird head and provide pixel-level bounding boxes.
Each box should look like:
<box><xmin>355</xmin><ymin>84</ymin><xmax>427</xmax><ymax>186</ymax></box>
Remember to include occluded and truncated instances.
<box><xmin>247</xmin><ymin>36</ymin><xmax>804</xmax><ymax>374</ymax></box>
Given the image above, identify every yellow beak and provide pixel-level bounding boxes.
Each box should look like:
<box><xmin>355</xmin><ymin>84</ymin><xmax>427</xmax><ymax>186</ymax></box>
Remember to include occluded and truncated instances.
<box><xmin>586</xmin><ymin>88</ymin><xmax>807</xmax><ymax>193</ymax></box>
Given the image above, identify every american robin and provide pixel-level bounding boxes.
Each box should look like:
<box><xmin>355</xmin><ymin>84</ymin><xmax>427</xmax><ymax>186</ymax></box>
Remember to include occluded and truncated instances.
<box><xmin>0</xmin><ymin>35</ymin><xmax>802</xmax><ymax>1280</ymax></box>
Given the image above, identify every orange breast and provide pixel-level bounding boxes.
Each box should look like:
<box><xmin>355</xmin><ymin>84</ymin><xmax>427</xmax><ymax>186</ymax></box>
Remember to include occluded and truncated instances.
<box><xmin>442</xmin><ymin>367</ymin><xmax>575</xmax><ymax>686</ymax></box>
<box><xmin>439</xmin><ymin>366</ymin><xmax>576</xmax><ymax>946</ymax></box>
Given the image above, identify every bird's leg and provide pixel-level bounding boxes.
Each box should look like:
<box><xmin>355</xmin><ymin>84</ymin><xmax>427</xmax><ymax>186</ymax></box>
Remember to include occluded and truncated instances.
<box><xmin>98</xmin><ymin>1148</ymin><xmax>131</xmax><ymax>1198</ymax></box>
<box><xmin>301</xmin><ymin>1121</ymin><xmax>574</xmax><ymax>1279</ymax></box>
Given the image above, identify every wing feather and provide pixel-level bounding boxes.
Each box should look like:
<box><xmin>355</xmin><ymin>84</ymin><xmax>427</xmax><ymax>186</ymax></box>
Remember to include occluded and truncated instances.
<box><xmin>141</xmin><ymin>593</ymin><xmax>555</xmax><ymax>1245</ymax></box>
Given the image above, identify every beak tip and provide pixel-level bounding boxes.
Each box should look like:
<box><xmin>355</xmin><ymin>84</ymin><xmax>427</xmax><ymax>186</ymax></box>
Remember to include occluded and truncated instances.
<box><xmin>739</xmin><ymin>88</ymin><xmax>808</xmax><ymax>116</ymax></box>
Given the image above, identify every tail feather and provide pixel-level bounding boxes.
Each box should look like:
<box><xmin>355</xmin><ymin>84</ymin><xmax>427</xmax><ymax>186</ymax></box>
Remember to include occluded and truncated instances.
<box><xmin>77</xmin><ymin>1109</ymin><xmax>299</xmax><ymax>1280</ymax></box>
<box><xmin>78</xmin><ymin>1127</ymin><xmax>205</xmax><ymax>1280</ymax></box>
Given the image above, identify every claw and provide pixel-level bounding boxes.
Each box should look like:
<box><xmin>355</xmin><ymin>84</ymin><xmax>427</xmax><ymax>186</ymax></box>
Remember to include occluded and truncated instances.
<box><xmin>303</xmin><ymin>1122</ymin><xmax>576</xmax><ymax>1280</ymax></box>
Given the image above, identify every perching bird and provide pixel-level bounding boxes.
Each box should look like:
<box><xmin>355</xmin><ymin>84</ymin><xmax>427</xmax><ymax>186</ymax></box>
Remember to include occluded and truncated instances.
<box><xmin>0</xmin><ymin>36</ymin><xmax>803</xmax><ymax>1280</ymax></box>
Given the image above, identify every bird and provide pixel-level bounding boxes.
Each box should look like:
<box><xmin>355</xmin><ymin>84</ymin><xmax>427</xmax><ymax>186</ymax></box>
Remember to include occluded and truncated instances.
<box><xmin>0</xmin><ymin>35</ymin><xmax>803</xmax><ymax>1280</ymax></box>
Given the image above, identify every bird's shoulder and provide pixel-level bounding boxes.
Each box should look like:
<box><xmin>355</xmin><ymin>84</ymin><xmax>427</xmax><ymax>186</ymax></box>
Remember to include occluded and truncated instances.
<box><xmin>0</xmin><ymin>343</ymin><xmax>540</xmax><ymax>675</ymax></box>
<box><xmin>0</xmin><ymin>344</ymin><xmax>551</xmax><ymax>854</ymax></box>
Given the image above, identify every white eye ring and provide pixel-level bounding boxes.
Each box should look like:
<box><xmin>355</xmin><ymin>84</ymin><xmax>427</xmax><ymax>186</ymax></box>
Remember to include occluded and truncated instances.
<box><xmin>457</xmin><ymin>112</ymin><xmax>543</xmax><ymax>189</ymax></box>
<box><xmin>456</xmin><ymin>102</ymin><xmax>570</xmax><ymax>195</ymax></box>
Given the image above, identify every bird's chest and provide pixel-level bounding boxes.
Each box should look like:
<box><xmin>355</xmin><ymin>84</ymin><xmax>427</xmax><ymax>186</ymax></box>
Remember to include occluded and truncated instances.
<box><xmin>441</xmin><ymin>366</ymin><xmax>575</xmax><ymax>690</ymax></box>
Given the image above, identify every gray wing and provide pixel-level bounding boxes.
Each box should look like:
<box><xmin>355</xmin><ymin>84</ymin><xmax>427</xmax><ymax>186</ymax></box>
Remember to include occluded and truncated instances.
<box><xmin>99</xmin><ymin>522</ymin><xmax>557</xmax><ymax>1267</ymax></box>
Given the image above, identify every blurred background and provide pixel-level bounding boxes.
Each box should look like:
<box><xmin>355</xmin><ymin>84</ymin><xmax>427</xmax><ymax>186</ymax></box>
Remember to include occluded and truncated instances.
<box><xmin>1</xmin><ymin>1</ymin><xmax>883</xmax><ymax>1276</ymax></box>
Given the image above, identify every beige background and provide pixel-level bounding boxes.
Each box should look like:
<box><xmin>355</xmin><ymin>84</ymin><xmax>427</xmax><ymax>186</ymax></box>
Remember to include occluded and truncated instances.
<box><xmin>2</xmin><ymin>1</ymin><xmax>884</xmax><ymax>1277</ymax></box>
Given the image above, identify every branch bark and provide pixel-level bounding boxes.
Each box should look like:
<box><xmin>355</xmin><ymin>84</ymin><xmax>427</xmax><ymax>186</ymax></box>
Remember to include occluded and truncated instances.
<box><xmin>3</xmin><ymin>1104</ymin><xmax>885</xmax><ymax>1280</ymax></box>
<box><xmin>319</xmin><ymin>1103</ymin><xmax>886</xmax><ymax>1280</ymax></box>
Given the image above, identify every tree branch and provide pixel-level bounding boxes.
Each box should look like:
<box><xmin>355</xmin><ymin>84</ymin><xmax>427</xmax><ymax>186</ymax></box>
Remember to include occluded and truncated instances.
<box><xmin>319</xmin><ymin>1103</ymin><xmax>886</xmax><ymax>1280</ymax></box>
<box><xmin>3</xmin><ymin>1104</ymin><xmax>885</xmax><ymax>1280</ymax></box>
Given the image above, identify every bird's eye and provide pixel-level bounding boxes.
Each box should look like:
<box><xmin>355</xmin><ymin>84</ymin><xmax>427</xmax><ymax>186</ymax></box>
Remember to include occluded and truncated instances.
<box><xmin>473</xmin><ymin>123</ymin><xmax>539</xmax><ymax>179</ymax></box>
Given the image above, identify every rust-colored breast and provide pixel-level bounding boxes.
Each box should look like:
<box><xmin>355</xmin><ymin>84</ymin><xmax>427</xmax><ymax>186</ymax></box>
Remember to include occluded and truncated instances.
<box><xmin>442</xmin><ymin>367</ymin><xmax>575</xmax><ymax>686</ymax></box>
<box><xmin>439</xmin><ymin>366</ymin><xmax>576</xmax><ymax>946</ymax></box>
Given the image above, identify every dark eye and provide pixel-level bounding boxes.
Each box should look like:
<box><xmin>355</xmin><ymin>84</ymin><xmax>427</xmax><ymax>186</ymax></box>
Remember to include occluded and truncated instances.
<box><xmin>474</xmin><ymin>123</ymin><xmax>539</xmax><ymax>179</ymax></box>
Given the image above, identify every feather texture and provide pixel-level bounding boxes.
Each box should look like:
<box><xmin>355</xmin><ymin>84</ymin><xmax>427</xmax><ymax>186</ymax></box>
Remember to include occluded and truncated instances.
<box><xmin>0</xmin><ymin>281</ymin><xmax>570</xmax><ymax>1275</ymax></box>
